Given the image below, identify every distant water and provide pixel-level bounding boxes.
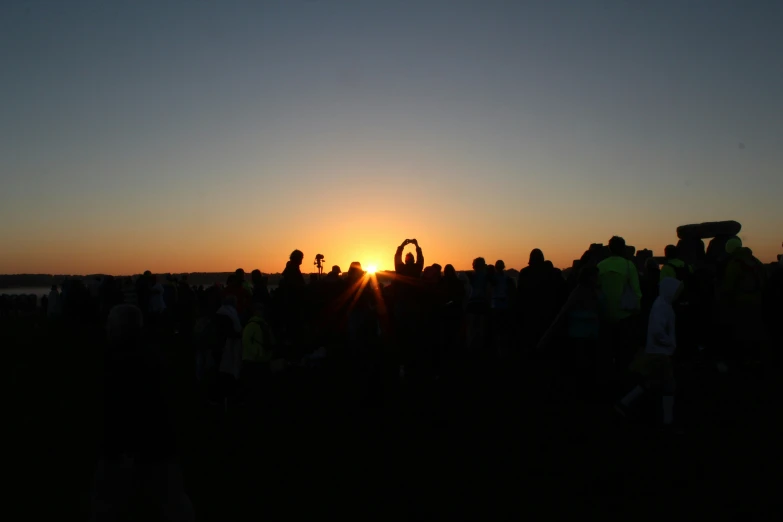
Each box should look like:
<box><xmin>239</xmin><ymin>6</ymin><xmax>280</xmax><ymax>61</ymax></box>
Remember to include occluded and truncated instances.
<box><xmin>1</xmin><ymin>287</ymin><xmax>51</xmax><ymax>303</ymax></box>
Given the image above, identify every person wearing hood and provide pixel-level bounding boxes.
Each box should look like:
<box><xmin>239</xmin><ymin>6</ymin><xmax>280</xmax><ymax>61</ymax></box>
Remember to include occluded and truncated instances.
<box><xmin>616</xmin><ymin>277</ymin><xmax>682</xmax><ymax>430</ymax></box>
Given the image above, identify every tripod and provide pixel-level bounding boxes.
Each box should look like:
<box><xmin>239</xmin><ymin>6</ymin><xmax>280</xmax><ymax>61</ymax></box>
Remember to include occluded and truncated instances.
<box><xmin>314</xmin><ymin>254</ymin><xmax>324</xmax><ymax>279</ymax></box>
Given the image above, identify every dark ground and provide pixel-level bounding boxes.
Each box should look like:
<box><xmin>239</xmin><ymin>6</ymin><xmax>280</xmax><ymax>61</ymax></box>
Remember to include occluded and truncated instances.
<box><xmin>7</xmin><ymin>316</ymin><xmax>782</xmax><ymax>521</ymax></box>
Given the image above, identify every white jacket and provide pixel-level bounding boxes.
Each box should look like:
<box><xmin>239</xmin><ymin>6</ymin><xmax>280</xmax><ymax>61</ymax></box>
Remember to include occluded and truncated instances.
<box><xmin>645</xmin><ymin>277</ymin><xmax>681</xmax><ymax>356</ymax></box>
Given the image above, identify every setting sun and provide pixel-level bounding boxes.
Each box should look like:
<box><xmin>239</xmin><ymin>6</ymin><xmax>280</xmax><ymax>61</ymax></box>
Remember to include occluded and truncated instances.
<box><xmin>366</xmin><ymin>265</ymin><xmax>377</xmax><ymax>274</ymax></box>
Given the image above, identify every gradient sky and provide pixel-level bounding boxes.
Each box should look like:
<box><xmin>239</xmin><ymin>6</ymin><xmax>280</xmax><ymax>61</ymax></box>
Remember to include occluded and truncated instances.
<box><xmin>1</xmin><ymin>0</ymin><xmax>781</xmax><ymax>275</ymax></box>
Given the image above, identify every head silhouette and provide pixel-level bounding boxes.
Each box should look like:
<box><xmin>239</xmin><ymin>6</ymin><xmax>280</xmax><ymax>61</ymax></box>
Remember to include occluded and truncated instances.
<box><xmin>664</xmin><ymin>245</ymin><xmax>678</xmax><ymax>260</ymax></box>
<box><xmin>405</xmin><ymin>252</ymin><xmax>415</xmax><ymax>266</ymax></box>
<box><xmin>495</xmin><ymin>260</ymin><xmax>505</xmax><ymax>272</ymax></box>
<box><xmin>290</xmin><ymin>250</ymin><xmax>304</xmax><ymax>266</ymax></box>
<box><xmin>444</xmin><ymin>264</ymin><xmax>457</xmax><ymax>279</ymax></box>
<box><xmin>529</xmin><ymin>249</ymin><xmax>545</xmax><ymax>266</ymax></box>
<box><xmin>347</xmin><ymin>262</ymin><xmax>364</xmax><ymax>281</ymax></box>
<box><xmin>608</xmin><ymin>236</ymin><xmax>626</xmax><ymax>257</ymax></box>
<box><xmin>645</xmin><ymin>257</ymin><xmax>661</xmax><ymax>277</ymax></box>
<box><xmin>473</xmin><ymin>257</ymin><xmax>486</xmax><ymax>271</ymax></box>
<box><xmin>725</xmin><ymin>237</ymin><xmax>742</xmax><ymax>254</ymax></box>
<box><xmin>330</xmin><ymin>265</ymin><xmax>341</xmax><ymax>275</ymax></box>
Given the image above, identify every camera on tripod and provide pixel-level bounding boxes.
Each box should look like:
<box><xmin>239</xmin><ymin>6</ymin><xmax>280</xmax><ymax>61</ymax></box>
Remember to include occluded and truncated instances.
<box><xmin>314</xmin><ymin>254</ymin><xmax>325</xmax><ymax>278</ymax></box>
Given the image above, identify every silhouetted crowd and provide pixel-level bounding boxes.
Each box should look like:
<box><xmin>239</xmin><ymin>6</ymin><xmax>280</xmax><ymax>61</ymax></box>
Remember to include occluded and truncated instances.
<box><xmin>7</xmin><ymin>236</ymin><xmax>781</xmax><ymax>522</ymax></box>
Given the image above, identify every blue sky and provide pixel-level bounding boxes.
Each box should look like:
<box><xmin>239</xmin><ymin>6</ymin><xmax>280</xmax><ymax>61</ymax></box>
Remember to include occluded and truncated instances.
<box><xmin>1</xmin><ymin>0</ymin><xmax>781</xmax><ymax>274</ymax></box>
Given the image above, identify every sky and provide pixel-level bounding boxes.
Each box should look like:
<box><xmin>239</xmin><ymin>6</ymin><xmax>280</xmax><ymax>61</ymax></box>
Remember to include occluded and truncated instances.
<box><xmin>1</xmin><ymin>0</ymin><xmax>781</xmax><ymax>275</ymax></box>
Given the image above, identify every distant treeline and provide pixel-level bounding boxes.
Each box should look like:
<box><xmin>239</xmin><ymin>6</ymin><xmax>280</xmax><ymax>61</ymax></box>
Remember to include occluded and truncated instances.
<box><xmin>1</xmin><ymin>268</ymin><xmax>525</xmax><ymax>289</ymax></box>
<box><xmin>0</xmin><ymin>273</ymin><xmax>285</xmax><ymax>289</ymax></box>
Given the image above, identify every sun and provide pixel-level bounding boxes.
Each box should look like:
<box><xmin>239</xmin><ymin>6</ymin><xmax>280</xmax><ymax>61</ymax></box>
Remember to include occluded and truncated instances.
<box><xmin>366</xmin><ymin>264</ymin><xmax>377</xmax><ymax>274</ymax></box>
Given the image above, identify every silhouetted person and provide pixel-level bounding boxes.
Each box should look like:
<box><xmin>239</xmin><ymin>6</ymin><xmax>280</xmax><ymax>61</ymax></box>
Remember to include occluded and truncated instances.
<box><xmin>517</xmin><ymin>249</ymin><xmax>560</xmax><ymax>351</ymax></box>
<box><xmin>325</xmin><ymin>265</ymin><xmax>342</xmax><ymax>282</ymax></box>
<box><xmin>177</xmin><ymin>275</ymin><xmax>197</xmax><ymax>337</ymax></box>
<box><xmin>466</xmin><ymin>257</ymin><xmax>490</xmax><ymax>356</ymax></box>
<box><xmin>47</xmin><ymin>284</ymin><xmax>61</xmax><ymax>318</ymax></box>
<box><xmin>251</xmin><ymin>269</ymin><xmax>270</xmax><ymax>305</ymax></box>
<box><xmin>136</xmin><ymin>271</ymin><xmax>153</xmax><ymax>315</ymax></box>
<box><xmin>719</xmin><ymin>238</ymin><xmax>767</xmax><ymax>368</ymax></box>
<box><xmin>491</xmin><ymin>260</ymin><xmax>516</xmax><ymax>358</ymax></box>
<box><xmin>235</xmin><ymin>268</ymin><xmax>254</xmax><ymax>296</ymax></box>
<box><xmin>224</xmin><ymin>274</ymin><xmax>252</xmax><ymax>322</ymax></box>
<box><xmin>538</xmin><ymin>265</ymin><xmax>602</xmax><ymax>400</ymax></box>
<box><xmin>282</xmin><ymin>250</ymin><xmax>305</xmax><ymax>289</ymax></box>
<box><xmin>597</xmin><ymin>236</ymin><xmax>642</xmax><ymax>377</ymax></box>
<box><xmin>241</xmin><ymin>302</ymin><xmax>276</xmax><ymax>403</ymax></box>
<box><xmin>344</xmin><ymin>262</ymin><xmax>375</xmax><ymax>346</ymax></box>
<box><xmin>640</xmin><ymin>258</ymin><xmax>661</xmax><ymax>336</ymax></box>
<box><xmin>660</xmin><ymin>245</ymin><xmax>698</xmax><ymax>358</ymax></box>
<box><xmin>422</xmin><ymin>263</ymin><xmax>442</xmax><ymax>283</ymax></box>
<box><xmin>280</xmin><ymin>250</ymin><xmax>306</xmax><ymax>346</ymax></box>
<box><xmin>148</xmin><ymin>276</ymin><xmax>167</xmax><ymax>326</ymax></box>
<box><xmin>392</xmin><ymin>238</ymin><xmax>424</xmax><ymax>379</ymax></box>
<box><xmin>394</xmin><ymin>238</ymin><xmax>424</xmax><ymax>280</ymax></box>
<box><xmin>439</xmin><ymin>264</ymin><xmax>466</xmax><ymax>368</ymax></box>
<box><xmin>420</xmin><ymin>263</ymin><xmax>443</xmax><ymax>376</ymax></box>
<box><xmin>660</xmin><ymin>245</ymin><xmax>692</xmax><ymax>283</ymax></box>
<box><xmin>122</xmin><ymin>277</ymin><xmax>137</xmax><ymax>307</ymax></box>
<box><xmin>215</xmin><ymin>295</ymin><xmax>243</xmax><ymax>410</ymax></box>
<box><xmin>91</xmin><ymin>304</ymin><xmax>193</xmax><ymax>521</ymax></box>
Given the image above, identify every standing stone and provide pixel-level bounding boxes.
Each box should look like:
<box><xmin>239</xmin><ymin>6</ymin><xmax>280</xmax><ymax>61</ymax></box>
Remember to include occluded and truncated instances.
<box><xmin>706</xmin><ymin>235</ymin><xmax>739</xmax><ymax>262</ymax></box>
<box><xmin>677</xmin><ymin>221</ymin><xmax>741</xmax><ymax>240</ymax></box>
<box><xmin>677</xmin><ymin>238</ymin><xmax>706</xmax><ymax>266</ymax></box>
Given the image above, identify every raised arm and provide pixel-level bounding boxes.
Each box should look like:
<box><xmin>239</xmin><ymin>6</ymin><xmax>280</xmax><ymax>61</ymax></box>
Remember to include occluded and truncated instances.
<box><xmin>410</xmin><ymin>239</ymin><xmax>424</xmax><ymax>275</ymax></box>
<box><xmin>394</xmin><ymin>239</ymin><xmax>408</xmax><ymax>273</ymax></box>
